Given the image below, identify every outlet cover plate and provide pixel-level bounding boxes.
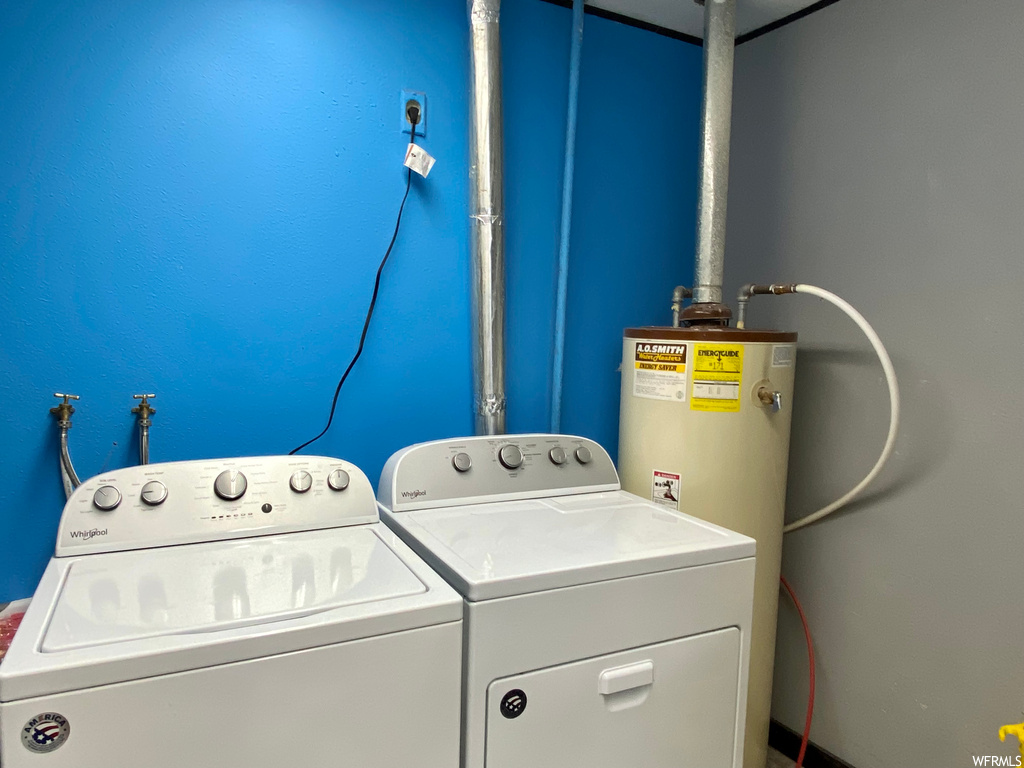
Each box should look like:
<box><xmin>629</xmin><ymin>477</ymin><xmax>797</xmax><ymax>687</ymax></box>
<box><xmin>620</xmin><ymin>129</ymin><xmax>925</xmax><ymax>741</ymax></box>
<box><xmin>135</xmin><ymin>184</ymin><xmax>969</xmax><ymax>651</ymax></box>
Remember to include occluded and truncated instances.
<box><xmin>401</xmin><ymin>89</ymin><xmax>427</xmax><ymax>138</ymax></box>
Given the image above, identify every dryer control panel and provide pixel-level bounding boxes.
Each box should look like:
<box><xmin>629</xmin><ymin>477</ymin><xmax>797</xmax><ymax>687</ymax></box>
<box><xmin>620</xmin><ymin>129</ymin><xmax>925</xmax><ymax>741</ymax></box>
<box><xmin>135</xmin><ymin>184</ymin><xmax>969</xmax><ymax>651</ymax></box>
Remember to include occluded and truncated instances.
<box><xmin>378</xmin><ymin>434</ymin><xmax>620</xmax><ymax>512</ymax></box>
<box><xmin>56</xmin><ymin>456</ymin><xmax>378</xmax><ymax>556</ymax></box>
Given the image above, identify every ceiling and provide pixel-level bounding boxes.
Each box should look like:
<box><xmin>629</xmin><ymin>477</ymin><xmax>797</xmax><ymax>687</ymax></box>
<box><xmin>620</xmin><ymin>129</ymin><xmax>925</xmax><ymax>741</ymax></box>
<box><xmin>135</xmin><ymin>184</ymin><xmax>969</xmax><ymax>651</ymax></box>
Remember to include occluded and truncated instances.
<box><xmin>586</xmin><ymin>0</ymin><xmax>826</xmax><ymax>38</ymax></box>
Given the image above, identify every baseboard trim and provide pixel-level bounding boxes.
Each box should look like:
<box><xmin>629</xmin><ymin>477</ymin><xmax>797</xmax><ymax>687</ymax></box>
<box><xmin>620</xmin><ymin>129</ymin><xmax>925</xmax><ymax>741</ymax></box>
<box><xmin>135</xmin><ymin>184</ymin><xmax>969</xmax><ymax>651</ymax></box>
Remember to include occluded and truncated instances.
<box><xmin>769</xmin><ymin>719</ymin><xmax>857</xmax><ymax>768</ymax></box>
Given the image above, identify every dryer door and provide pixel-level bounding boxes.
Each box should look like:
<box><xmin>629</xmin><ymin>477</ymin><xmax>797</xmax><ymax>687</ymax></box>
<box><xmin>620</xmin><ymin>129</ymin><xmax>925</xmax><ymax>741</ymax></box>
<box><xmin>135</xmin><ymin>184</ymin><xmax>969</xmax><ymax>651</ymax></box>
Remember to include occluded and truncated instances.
<box><xmin>485</xmin><ymin>628</ymin><xmax>742</xmax><ymax>768</ymax></box>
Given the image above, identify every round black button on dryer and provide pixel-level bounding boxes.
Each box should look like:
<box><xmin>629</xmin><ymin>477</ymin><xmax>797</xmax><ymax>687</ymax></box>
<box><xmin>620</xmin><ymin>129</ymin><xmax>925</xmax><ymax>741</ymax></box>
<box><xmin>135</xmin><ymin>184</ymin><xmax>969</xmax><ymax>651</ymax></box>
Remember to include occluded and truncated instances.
<box><xmin>500</xmin><ymin>689</ymin><xmax>527</xmax><ymax>719</ymax></box>
<box><xmin>261</xmin><ymin>503</ymin><xmax>272</xmax><ymax>514</ymax></box>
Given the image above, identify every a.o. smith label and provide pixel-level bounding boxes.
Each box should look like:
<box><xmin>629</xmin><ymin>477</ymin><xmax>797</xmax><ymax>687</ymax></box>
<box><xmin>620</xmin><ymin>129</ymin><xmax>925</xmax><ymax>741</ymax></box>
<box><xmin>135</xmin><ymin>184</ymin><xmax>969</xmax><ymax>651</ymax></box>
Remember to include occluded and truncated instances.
<box><xmin>632</xmin><ymin>342</ymin><xmax>687</xmax><ymax>402</ymax></box>
<box><xmin>691</xmin><ymin>344</ymin><xmax>744</xmax><ymax>412</ymax></box>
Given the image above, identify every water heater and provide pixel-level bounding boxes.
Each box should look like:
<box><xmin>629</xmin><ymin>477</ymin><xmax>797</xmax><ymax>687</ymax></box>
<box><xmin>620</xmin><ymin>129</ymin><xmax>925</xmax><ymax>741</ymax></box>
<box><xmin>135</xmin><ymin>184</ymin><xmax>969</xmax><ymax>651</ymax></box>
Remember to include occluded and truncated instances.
<box><xmin>618</xmin><ymin>325</ymin><xmax>796</xmax><ymax>768</ymax></box>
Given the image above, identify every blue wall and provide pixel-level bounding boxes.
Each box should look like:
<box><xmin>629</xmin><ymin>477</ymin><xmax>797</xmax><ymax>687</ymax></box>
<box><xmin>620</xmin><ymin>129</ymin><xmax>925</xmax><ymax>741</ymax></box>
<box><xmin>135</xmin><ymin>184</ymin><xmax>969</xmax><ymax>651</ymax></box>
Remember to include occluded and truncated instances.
<box><xmin>560</xmin><ymin>15</ymin><xmax>702</xmax><ymax>446</ymax></box>
<box><xmin>0</xmin><ymin>0</ymin><xmax>700</xmax><ymax>599</ymax></box>
<box><xmin>502</xmin><ymin>1</ymin><xmax>702</xmax><ymax>444</ymax></box>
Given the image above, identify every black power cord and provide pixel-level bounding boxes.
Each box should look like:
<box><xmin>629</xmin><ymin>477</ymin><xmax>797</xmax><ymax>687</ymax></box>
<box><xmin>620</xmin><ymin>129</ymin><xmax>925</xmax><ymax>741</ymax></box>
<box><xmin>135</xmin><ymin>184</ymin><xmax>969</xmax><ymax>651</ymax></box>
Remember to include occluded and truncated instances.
<box><xmin>289</xmin><ymin>123</ymin><xmax>419</xmax><ymax>456</ymax></box>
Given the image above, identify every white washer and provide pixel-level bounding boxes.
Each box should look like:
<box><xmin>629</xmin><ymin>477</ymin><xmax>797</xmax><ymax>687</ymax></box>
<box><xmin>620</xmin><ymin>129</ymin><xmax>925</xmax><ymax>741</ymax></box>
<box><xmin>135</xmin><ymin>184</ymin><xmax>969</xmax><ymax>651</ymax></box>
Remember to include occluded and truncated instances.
<box><xmin>0</xmin><ymin>456</ymin><xmax>462</xmax><ymax>768</ymax></box>
<box><xmin>378</xmin><ymin>434</ymin><xmax>756</xmax><ymax>768</ymax></box>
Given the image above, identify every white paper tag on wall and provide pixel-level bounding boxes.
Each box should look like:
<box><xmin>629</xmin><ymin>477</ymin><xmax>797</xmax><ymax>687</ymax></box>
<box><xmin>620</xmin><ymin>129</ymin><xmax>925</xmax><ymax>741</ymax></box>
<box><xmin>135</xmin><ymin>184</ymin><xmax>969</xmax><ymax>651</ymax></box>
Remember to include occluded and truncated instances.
<box><xmin>404</xmin><ymin>143</ymin><xmax>436</xmax><ymax>178</ymax></box>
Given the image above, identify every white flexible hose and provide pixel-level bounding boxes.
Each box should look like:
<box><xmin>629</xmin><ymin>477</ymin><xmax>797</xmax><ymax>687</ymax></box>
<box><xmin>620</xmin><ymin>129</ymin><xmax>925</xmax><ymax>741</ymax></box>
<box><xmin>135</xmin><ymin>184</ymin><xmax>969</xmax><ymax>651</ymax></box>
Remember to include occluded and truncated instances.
<box><xmin>783</xmin><ymin>284</ymin><xmax>901</xmax><ymax>533</ymax></box>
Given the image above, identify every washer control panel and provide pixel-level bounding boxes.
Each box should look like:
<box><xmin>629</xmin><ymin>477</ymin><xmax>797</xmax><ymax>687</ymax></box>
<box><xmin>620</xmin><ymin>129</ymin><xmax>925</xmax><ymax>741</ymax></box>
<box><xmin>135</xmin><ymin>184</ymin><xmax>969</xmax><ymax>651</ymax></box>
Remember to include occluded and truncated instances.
<box><xmin>378</xmin><ymin>434</ymin><xmax>620</xmax><ymax>512</ymax></box>
<box><xmin>57</xmin><ymin>456</ymin><xmax>377</xmax><ymax>556</ymax></box>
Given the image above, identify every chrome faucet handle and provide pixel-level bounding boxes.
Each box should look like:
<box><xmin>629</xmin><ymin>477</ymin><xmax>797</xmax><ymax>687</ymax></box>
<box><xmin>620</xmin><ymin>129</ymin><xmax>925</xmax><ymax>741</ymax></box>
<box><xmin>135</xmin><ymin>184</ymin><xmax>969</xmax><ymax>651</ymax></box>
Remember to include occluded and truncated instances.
<box><xmin>53</xmin><ymin>393</ymin><xmax>80</xmax><ymax>403</ymax></box>
<box><xmin>132</xmin><ymin>394</ymin><xmax>156</xmax><ymax>401</ymax></box>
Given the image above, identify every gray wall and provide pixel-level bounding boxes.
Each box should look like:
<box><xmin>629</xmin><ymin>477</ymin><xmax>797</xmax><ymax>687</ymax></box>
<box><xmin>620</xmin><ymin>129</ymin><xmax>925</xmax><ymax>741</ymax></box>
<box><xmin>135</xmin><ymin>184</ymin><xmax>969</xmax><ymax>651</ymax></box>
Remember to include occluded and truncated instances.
<box><xmin>726</xmin><ymin>0</ymin><xmax>1024</xmax><ymax>765</ymax></box>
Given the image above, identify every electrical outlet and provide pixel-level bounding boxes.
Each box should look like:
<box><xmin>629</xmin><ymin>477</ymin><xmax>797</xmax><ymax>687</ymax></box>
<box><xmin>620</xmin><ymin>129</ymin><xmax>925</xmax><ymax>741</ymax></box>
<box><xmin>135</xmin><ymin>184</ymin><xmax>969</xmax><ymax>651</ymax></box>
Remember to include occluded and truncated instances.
<box><xmin>401</xmin><ymin>89</ymin><xmax>426</xmax><ymax>138</ymax></box>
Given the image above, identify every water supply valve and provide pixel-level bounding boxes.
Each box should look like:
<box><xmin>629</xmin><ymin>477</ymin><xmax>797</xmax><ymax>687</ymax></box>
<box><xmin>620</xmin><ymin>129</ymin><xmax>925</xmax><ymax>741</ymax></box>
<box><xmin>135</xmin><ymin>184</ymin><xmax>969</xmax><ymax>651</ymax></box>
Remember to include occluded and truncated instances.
<box><xmin>131</xmin><ymin>394</ymin><xmax>156</xmax><ymax>426</ymax></box>
<box><xmin>757</xmin><ymin>386</ymin><xmax>783</xmax><ymax>413</ymax></box>
<box><xmin>50</xmin><ymin>393</ymin><xmax>79</xmax><ymax>427</ymax></box>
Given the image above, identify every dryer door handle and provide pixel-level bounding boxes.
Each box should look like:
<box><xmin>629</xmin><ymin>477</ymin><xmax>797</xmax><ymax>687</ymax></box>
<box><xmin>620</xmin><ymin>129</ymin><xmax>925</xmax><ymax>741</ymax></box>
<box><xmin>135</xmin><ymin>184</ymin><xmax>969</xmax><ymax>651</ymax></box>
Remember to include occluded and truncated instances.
<box><xmin>598</xmin><ymin>660</ymin><xmax>654</xmax><ymax>695</ymax></box>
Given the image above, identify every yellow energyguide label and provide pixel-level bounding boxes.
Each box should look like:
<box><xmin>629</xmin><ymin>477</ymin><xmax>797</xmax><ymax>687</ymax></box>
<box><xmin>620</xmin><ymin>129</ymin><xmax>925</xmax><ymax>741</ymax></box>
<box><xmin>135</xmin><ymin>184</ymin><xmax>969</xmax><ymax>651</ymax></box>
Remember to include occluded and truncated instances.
<box><xmin>691</xmin><ymin>343</ymin><xmax>744</xmax><ymax>412</ymax></box>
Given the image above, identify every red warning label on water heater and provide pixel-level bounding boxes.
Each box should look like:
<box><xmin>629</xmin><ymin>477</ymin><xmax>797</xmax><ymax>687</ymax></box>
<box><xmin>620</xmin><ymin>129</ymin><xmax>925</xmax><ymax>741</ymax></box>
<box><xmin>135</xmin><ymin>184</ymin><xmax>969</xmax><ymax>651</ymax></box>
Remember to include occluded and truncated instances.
<box><xmin>652</xmin><ymin>470</ymin><xmax>681</xmax><ymax>510</ymax></box>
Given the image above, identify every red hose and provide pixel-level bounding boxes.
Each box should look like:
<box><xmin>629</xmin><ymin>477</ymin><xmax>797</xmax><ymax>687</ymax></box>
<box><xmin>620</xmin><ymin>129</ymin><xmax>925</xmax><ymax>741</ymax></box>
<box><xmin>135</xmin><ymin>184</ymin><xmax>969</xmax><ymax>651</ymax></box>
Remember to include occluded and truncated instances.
<box><xmin>780</xmin><ymin>576</ymin><xmax>815</xmax><ymax>768</ymax></box>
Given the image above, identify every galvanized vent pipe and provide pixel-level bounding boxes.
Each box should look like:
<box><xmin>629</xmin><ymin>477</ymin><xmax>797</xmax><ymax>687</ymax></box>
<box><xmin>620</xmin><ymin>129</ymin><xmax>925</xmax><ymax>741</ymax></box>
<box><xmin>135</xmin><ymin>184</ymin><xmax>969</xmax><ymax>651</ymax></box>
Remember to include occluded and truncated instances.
<box><xmin>468</xmin><ymin>0</ymin><xmax>507</xmax><ymax>435</ymax></box>
<box><xmin>692</xmin><ymin>0</ymin><xmax>736</xmax><ymax>308</ymax></box>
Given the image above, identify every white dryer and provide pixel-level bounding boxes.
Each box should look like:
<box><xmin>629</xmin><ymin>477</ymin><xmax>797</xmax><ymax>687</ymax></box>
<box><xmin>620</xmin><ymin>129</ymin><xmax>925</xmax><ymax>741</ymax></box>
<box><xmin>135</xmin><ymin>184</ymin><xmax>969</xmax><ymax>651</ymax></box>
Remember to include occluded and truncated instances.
<box><xmin>377</xmin><ymin>434</ymin><xmax>756</xmax><ymax>768</ymax></box>
<box><xmin>0</xmin><ymin>456</ymin><xmax>462</xmax><ymax>768</ymax></box>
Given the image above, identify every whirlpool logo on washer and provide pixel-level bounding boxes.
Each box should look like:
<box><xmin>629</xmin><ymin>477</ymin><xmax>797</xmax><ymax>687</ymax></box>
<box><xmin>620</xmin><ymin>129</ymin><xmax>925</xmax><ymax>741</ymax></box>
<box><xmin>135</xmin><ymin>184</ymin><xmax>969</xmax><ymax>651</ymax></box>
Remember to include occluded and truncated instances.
<box><xmin>401</xmin><ymin>490</ymin><xmax>427</xmax><ymax>499</ymax></box>
<box><xmin>69</xmin><ymin>528</ymin><xmax>107</xmax><ymax>540</ymax></box>
<box><xmin>22</xmin><ymin>712</ymin><xmax>71</xmax><ymax>753</ymax></box>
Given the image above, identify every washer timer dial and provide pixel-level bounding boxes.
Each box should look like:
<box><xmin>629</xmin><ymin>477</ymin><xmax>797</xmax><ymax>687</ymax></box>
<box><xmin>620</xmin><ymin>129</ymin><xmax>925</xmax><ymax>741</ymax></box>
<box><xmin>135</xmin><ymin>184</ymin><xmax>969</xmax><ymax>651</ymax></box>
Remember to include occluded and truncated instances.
<box><xmin>498</xmin><ymin>444</ymin><xmax>524</xmax><ymax>470</ymax></box>
<box><xmin>214</xmin><ymin>470</ymin><xmax>247</xmax><ymax>501</ymax></box>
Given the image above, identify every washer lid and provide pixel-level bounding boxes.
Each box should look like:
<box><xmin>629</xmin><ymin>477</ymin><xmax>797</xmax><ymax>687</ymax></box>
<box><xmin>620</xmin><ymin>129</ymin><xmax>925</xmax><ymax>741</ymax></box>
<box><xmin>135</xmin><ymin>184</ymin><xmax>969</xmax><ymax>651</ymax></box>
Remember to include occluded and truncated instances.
<box><xmin>1</xmin><ymin>524</ymin><xmax>462</xmax><ymax>702</ymax></box>
<box><xmin>385</xmin><ymin>491</ymin><xmax>756</xmax><ymax>601</ymax></box>
<box><xmin>42</xmin><ymin>527</ymin><xmax>426</xmax><ymax>652</ymax></box>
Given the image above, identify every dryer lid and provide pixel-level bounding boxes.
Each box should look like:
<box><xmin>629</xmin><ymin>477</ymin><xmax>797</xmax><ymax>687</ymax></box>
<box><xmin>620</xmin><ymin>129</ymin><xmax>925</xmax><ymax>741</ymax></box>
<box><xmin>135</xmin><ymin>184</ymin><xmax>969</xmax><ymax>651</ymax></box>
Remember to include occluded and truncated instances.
<box><xmin>41</xmin><ymin>527</ymin><xmax>427</xmax><ymax>652</ymax></box>
<box><xmin>387</xmin><ymin>490</ymin><xmax>755</xmax><ymax>601</ymax></box>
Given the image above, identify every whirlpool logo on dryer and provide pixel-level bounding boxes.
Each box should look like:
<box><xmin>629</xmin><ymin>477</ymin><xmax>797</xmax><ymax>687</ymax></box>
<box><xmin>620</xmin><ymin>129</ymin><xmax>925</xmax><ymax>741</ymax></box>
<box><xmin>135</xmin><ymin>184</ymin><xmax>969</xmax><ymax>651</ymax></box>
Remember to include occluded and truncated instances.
<box><xmin>69</xmin><ymin>528</ymin><xmax>108</xmax><ymax>540</ymax></box>
<box><xmin>401</xmin><ymin>490</ymin><xmax>427</xmax><ymax>499</ymax></box>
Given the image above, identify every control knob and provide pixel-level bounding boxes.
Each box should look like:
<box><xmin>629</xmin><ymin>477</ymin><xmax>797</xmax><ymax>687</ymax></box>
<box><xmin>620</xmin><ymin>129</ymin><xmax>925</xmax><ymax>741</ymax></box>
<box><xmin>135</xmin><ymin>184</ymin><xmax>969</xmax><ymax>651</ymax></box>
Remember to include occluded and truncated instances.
<box><xmin>289</xmin><ymin>470</ymin><xmax>313</xmax><ymax>494</ymax></box>
<box><xmin>141</xmin><ymin>481</ymin><xmax>168</xmax><ymax>506</ymax></box>
<box><xmin>498</xmin><ymin>444</ymin><xmax>524</xmax><ymax>470</ymax></box>
<box><xmin>214</xmin><ymin>470</ymin><xmax>247</xmax><ymax>501</ymax></box>
<box><xmin>452</xmin><ymin>452</ymin><xmax>473</xmax><ymax>472</ymax></box>
<box><xmin>548</xmin><ymin>447</ymin><xmax>567</xmax><ymax>465</ymax></box>
<box><xmin>327</xmin><ymin>469</ymin><xmax>350</xmax><ymax>491</ymax></box>
<box><xmin>93</xmin><ymin>485</ymin><xmax>122</xmax><ymax>511</ymax></box>
<box><xmin>575</xmin><ymin>446</ymin><xmax>593</xmax><ymax>465</ymax></box>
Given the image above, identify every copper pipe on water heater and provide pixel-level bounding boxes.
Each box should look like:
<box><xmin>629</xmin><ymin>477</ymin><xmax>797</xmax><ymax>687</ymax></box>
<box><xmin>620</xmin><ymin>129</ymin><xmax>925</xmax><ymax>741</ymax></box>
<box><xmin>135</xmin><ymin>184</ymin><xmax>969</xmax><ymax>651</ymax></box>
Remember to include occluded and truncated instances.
<box><xmin>736</xmin><ymin>283</ymin><xmax>797</xmax><ymax>328</ymax></box>
<box><xmin>671</xmin><ymin>285</ymin><xmax>692</xmax><ymax>327</ymax></box>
